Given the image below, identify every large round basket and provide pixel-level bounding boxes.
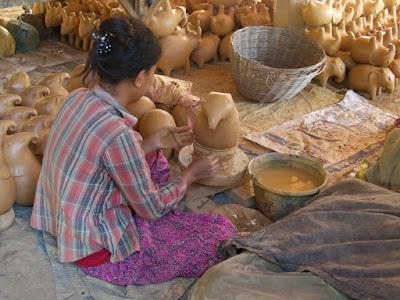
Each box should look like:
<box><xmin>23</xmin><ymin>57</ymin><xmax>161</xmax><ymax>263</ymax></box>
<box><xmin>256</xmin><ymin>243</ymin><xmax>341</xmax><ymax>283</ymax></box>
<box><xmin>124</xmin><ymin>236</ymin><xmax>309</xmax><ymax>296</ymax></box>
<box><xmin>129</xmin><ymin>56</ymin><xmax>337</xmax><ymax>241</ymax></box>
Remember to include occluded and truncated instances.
<box><xmin>231</xmin><ymin>26</ymin><xmax>326</xmax><ymax>103</ymax></box>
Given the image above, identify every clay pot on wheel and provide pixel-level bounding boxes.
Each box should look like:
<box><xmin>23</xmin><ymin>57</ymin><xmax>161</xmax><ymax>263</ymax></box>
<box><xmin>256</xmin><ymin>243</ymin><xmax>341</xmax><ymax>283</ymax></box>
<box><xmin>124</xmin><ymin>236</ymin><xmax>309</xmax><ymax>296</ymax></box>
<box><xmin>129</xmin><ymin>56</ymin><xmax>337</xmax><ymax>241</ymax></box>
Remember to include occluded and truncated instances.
<box><xmin>5</xmin><ymin>71</ymin><xmax>31</xmax><ymax>95</ymax></box>
<box><xmin>2</xmin><ymin>131</ymin><xmax>41</xmax><ymax>206</ymax></box>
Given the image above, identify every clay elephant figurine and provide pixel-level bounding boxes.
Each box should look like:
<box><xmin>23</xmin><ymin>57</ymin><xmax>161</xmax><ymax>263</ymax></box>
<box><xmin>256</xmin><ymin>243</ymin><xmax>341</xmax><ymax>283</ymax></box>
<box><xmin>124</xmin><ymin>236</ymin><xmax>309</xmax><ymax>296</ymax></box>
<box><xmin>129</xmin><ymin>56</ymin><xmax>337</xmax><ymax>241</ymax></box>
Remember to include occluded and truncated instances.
<box><xmin>0</xmin><ymin>119</ymin><xmax>17</xmax><ymax>216</ymax></box>
<box><xmin>302</xmin><ymin>0</ymin><xmax>334</xmax><ymax>27</ymax></box>
<box><xmin>5</xmin><ymin>71</ymin><xmax>31</xmax><ymax>95</ymax></box>
<box><xmin>348</xmin><ymin>65</ymin><xmax>395</xmax><ymax>100</ymax></box>
<box><xmin>3</xmin><ymin>106</ymin><xmax>38</xmax><ymax>133</ymax></box>
<box><xmin>314</xmin><ymin>56</ymin><xmax>346</xmax><ymax>88</ymax></box>
<box><xmin>20</xmin><ymin>85</ymin><xmax>51</xmax><ymax>107</ymax></box>
<box><xmin>0</xmin><ymin>94</ymin><xmax>22</xmax><ymax>118</ymax></box>
<box><xmin>335</xmin><ymin>51</ymin><xmax>356</xmax><ymax>70</ymax></box>
<box><xmin>210</xmin><ymin>5</ymin><xmax>235</xmax><ymax>37</ymax></box>
<box><xmin>38</xmin><ymin>72</ymin><xmax>70</xmax><ymax>98</ymax></box>
<box><xmin>194</xmin><ymin>91</ymin><xmax>240</xmax><ymax>150</ymax></box>
<box><xmin>2</xmin><ymin>131</ymin><xmax>41</xmax><ymax>206</ymax></box>
<box><xmin>158</xmin><ymin>21</ymin><xmax>202</xmax><ymax>76</ymax></box>
<box><xmin>349</xmin><ymin>31</ymin><xmax>395</xmax><ymax>67</ymax></box>
<box><xmin>304</xmin><ymin>23</ymin><xmax>341</xmax><ymax>56</ymax></box>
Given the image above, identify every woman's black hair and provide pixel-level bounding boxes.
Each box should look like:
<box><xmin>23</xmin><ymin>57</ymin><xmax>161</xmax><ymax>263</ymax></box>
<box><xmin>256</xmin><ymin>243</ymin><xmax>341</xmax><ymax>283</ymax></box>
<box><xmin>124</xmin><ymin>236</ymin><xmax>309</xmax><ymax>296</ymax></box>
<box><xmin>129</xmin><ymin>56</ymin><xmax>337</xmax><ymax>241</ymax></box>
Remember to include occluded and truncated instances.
<box><xmin>83</xmin><ymin>17</ymin><xmax>161</xmax><ymax>85</ymax></box>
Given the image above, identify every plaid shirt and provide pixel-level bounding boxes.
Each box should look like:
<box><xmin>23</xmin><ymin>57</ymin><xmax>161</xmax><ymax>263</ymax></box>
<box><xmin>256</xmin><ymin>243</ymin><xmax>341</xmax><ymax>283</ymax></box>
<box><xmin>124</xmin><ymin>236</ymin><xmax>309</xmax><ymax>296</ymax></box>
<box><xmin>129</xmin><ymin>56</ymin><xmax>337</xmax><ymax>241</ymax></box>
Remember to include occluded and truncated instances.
<box><xmin>31</xmin><ymin>87</ymin><xmax>187</xmax><ymax>263</ymax></box>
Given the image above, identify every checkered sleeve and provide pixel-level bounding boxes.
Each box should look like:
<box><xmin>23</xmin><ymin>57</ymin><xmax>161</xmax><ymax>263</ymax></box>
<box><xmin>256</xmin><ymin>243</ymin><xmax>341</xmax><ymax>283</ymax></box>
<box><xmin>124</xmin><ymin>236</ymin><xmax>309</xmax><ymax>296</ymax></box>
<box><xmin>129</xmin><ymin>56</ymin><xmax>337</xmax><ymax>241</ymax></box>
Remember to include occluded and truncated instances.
<box><xmin>103</xmin><ymin>130</ymin><xmax>187</xmax><ymax>220</ymax></box>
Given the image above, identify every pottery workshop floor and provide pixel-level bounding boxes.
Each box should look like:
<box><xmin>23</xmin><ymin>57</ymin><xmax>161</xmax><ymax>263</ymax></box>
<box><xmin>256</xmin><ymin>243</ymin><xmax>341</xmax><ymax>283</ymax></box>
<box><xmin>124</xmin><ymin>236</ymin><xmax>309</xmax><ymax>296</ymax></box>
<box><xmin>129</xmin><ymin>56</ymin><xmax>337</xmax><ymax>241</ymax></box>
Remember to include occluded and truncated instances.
<box><xmin>1</xmin><ymin>39</ymin><xmax>400</xmax><ymax>300</ymax></box>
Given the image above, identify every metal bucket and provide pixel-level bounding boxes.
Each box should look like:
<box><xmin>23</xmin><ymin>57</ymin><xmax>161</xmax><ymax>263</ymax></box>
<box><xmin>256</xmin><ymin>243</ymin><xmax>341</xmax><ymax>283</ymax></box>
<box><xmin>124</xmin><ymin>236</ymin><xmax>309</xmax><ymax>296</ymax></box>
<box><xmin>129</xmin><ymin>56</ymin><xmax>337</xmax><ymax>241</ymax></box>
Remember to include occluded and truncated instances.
<box><xmin>248</xmin><ymin>153</ymin><xmax>328</xmax><ymax>221</ymax></box>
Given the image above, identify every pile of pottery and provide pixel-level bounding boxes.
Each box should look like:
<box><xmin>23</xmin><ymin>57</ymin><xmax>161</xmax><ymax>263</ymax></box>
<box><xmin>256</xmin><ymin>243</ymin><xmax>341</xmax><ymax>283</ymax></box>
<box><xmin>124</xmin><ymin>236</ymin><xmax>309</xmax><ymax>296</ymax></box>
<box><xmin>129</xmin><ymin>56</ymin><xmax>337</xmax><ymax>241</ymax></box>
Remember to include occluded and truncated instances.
<box><xmin>0</xmin><ymin>71</ymin><xmax>70</xmax><ymax>231</ymax></box>
<box><xmin>303</xmin><ymin>0</ymin><xmax>399</xmax><ymax>100</ymax></box>
<box><xmin>142</xmin><ymin>0</ymin><xmax>272</xmax><ymax>75</ymax></box>
<box><xmin>0</xmin><ymin>25</ymin><xmax>16</xmax><ymax>57</ymax></box>
<box><xmin>32</xmin><ymin>0</ymin><xmax>127</xmax><ymax>51</ymax></box>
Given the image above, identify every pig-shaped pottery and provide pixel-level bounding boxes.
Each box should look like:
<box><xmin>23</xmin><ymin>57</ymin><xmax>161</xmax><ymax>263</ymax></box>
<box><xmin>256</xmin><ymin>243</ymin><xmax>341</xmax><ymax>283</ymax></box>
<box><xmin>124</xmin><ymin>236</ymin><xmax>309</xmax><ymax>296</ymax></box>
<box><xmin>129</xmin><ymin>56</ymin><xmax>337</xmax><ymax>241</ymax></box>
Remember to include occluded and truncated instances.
<box><xmin>20</xmin><ymin>85</ymin><xmax>51</xmax><ymax>107</ymax></box>
<box><xmin>314</xmin><ymin>55</ymin><xmax>346</xmax><ymax>88</ymax></box>
<box><xmin>38</xmin><ymin>72</ymin><xmax>70</xmax><ymax>98</ymax></box>
<box><xmin>210</xmin><ymin>5</ymin><xmax>235</xmax><ymax>37</ymax></box>
<box><xmin>302</xmin><ymin>0</ymin><xmax>334</xmax><ymax>27</ymax></box>
<box><xmin>158</xmin><ymin>22</ymin><xmax>202</xmax><ymax>76</ymax></box>
<box><xmin>194</xmin><ymin>92</ymin><xmax>240</xmax><ymax>150</ymax></box>
<box><xmin>349</xmin><ymin>64</ymin><xmax>395</xmax><ymax>100</ymax></box>
<box><xmin>219</xmin><ymin>30</ymin><xmax>234</xmax><ymax>62</ymax></box>
<box><xmin>6</xmin><ymin>71</ymin><xmax>31</xmax><ymax>95</ymax></box>
<box><xmin>190</xmin><ymin>33</ymin><xmax>221</xmax><ymax>68</ymax></box>
<box><xmin>0</xmin><ymin>94</ymin><xmax>22</xmax><ymax>118</ymax></box>
<box><xmin>2</xmin><ymin>131</ymin><xmax>41</xmax><ymax>206</ymax></box>
<box><xmin>350</xmin><ymin>31</ymin><xmax>395</xmax><ymax>66</ymax></box>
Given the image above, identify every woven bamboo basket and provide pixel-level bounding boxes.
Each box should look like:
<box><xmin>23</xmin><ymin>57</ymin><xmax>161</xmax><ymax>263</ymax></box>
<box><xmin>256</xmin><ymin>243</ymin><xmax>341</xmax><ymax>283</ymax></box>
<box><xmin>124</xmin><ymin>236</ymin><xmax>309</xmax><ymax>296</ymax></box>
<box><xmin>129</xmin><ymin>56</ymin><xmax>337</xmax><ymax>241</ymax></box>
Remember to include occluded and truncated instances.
<box><xmin>231</xmin><ymin>26</ymin><xmax>326</xmax><ymax>103</ymax></box>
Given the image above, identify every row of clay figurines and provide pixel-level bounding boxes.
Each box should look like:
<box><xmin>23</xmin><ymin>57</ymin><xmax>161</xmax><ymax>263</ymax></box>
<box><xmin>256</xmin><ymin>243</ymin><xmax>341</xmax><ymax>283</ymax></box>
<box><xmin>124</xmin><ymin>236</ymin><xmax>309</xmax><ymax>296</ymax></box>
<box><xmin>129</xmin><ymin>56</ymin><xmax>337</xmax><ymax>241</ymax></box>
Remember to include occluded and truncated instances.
<box><xmin>302</xmin><ymin>0</ymin><xmax>398</xmax><ymax>27</ymax></box>
<box><xmin>0</xmin><ymin>68</ymin><xmax>241</xmax><ymax>224</ymax></box>
<box><xmin>40</xmin><ymin>0</ymin><xmax>127</xmax><ymax>51</ymax></box>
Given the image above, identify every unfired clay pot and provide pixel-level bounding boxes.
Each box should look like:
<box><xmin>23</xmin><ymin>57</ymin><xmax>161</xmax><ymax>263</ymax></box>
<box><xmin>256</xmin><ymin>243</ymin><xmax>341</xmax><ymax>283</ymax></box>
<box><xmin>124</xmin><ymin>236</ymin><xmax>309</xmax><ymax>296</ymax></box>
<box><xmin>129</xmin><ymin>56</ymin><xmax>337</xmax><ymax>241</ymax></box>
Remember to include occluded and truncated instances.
<box><xmin>194</xmin><ymin>92</ymin><xmax>240</xmax><ymax>150</ymax></box>
<box><xmin>143</xmin><ymin>0</ymin><xmax>187</xmax><ymax>38</ymax></box>
<box><xmin>20</xmin><ymin>85</ymin><xmax>51</xmax><ymax>107</ymax></box>
<box><xmin>21</xmin><ymin>115</ymin><xmax>52</xmax><ymax>156</ymax></box>
<box><xmin>34</xmin><ymin>95</ymin><xmax>65</xmax><ymax>116</ymax></box>
<box><xmin>314</xmin><ymin>55</ymin><xmax>346</xmax><ymax>88</ymax></box>
<box><xmin>3</xmin><ymin>106</ymin><xmax>38</xmax><ymax>133</ymax></box>
<box><xmin>190</xmin><ymin>33</ymin><xmax>220</xmax><ymax>68</ymax></box>
<box><xmin>126</xmin><ymin>96</ymin><xmax>156</xmax><ymax>120</ymax></box>
<box><xmin>210</xmin><ymin>5</ymin><xmax>235</xmax><ymax>37</ymax></box>
<box><xmin>350</xmin><ymin>31</ymin><xmax>395</xmax><ymax>67</ymax></box>
<box><xmin>0</xmin><ymin>94</ymin><xmax>22</xmax><ymax>118</ymax></box>
<box><xmin>38</xmin><ymin>72</ymin><xmax>70</xmax><ymax>98</ymax></box>
<box><xmin>2</xmin><ymin>131</ymin><xmax>41</xmax><ymax>206</ymax></box>
<box><xmin>6</xmin><ymin>71</ymin><xmax>31</xmax><ymax>95</ymax></box>
<box><xmin>219</xmin><ymin>31</ymin><xmax>233</xmax><ymax>62</ymax></box>
<box><xmin>139</xmin><ymin>109</ymin><xmax>177</xmax><ymax>139</ymax></box>
<box><xmin>172</xmin><ymin>104</ymin><xmax>189</xmax><ymax>126</ymax></box>
<box><xmin>0</xmin><ymin>26</ymin><xmax>16</xmax><ymax>57</ymax></box>
<box><xmin>0</xmin><ymin>119</ymin><xmax>17</xmax><ymax>216</ymax></box>
<box><xmin>158</xmin><ymin>22</ymin><xmax>202</xmax><ymax>76</ymax></box>
<box><xmin>348</xmin><ymin>65</ymin><xmax>395</xmax><ymax>100</ymax></box>
<box><xmin>188</xmin><ymin>4</ymin><xmax>213</xmax><ymax>32</ymax></box>
<box><xmin>302</xmin><ymin>0</ymin><xmax>334</xmax><ymax>27</ymax></box>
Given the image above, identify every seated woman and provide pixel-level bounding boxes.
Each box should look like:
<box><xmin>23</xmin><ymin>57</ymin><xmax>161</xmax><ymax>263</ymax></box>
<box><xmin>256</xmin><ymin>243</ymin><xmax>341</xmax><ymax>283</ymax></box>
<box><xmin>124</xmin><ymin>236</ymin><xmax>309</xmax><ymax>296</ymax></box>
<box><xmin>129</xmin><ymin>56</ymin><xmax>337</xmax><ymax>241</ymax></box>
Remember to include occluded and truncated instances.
<box><xmin>31</xmin><ymin>17</ymin><xmax>237</xmax><ymax>286</ymax></box>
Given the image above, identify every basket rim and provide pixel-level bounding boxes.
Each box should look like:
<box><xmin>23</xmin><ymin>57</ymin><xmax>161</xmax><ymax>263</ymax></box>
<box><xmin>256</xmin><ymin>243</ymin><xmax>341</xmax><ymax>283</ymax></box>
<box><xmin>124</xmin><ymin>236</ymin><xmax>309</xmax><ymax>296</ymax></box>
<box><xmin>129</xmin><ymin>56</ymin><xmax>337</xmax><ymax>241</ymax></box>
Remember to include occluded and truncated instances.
<box><xmin>231</xmin><ymin>26</ymin><xmax>326</xmax><ymax>73</ymax></box>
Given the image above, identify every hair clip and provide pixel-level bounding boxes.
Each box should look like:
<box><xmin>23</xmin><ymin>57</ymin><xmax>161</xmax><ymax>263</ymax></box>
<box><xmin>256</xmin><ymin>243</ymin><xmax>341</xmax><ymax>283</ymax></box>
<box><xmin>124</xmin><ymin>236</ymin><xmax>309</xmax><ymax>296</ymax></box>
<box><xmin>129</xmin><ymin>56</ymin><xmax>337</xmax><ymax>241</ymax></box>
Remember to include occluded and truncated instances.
<box><xmin>91</xmin><ymin>32</ymin><xmax>115</xmax><ymax>55</ymax></box>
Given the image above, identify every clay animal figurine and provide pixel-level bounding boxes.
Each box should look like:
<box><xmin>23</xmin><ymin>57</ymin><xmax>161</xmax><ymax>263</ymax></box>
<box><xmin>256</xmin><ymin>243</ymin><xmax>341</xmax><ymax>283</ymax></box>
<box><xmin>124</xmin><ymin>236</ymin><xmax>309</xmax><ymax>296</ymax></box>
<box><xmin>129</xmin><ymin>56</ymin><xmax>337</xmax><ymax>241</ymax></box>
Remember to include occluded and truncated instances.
<box><xmin>142</xmin><ymin>0</ymin><xmax>187</xmax><ymax>38</ymax></box>
<box><xmin>0</xmin><ymin>94</ymin><xmax>22</xmax><ymax>118</ymax></box>
<box><xmin>190</xmin><ymin>33</ymin><xmax>221</xmax><ymax>68</ymax></box>
<box><xmin>332</xmin><ymin>0</ymin><xmax>343</xmax><ymax>24</ymax></box>
<box><xmin>44</xmin><ymin>1</ymin><xmax>63</xmax><ymax>28</ymax></box>
<box><xmin>126</xmin><ymin>96</ymin><xmax>156</xmax><ymax>120</ymax></box>
<box><xmin>0</xmin><ymin>26</ymin><xmax>16</xmax><ymax>57</ymax></box>
<box><xmin>239</xmin><ymin>4</ymin><xmax>271</xmax><ymax>27</ymax></box>
<box><xmin>65</xmin><ymin>63</ymin><xmax>95</xmax><ymax>92</ymax></box>
<box><xmin>0</xmin><ymin>119</ymin><xmax>17</xmax><ymax>218</ymax></box>
<box><xmin>96</xmin><ymin>0</ymin><xmax>111</xmax><ymax>21</ymax></box>
<box><xmin>20</xmin><ymin>85</ymin><xmax>51</xmax><ymax>107</ymax></box>
<box><xmin>34</xmin><ymin>95</ymin><xmax>65</xmax><ymax>116</ymax></box>
<box><xmin>348</xmin><ymin>64</ymin><xmax>395</xmax><ymax>100</ymax></box>
<box><xmin>349</xmin><ymin>0</ymin><xmax>364</xmax><ymax>19</ymax></box>
<box><xmin>210</xmin><ymin>5</ymin><xmax>235</xmax><ymax>37</ymax></box>
<box><xmin>63</xmin><ymin>0</ymin><xmax>90</xmax><ymax>14</ymax></box>
<box><xmin>38</xmin><ymin>72</ymin><xmax>70</xmax><ymax>98</ymax></box>
<box><xmin>349</xmin><ymin>31</ymin><xmax>395</xmax><ymax>66</ymax></box>
<box><xmin>219</xmin><ymin>30</ymin><xmax>234</xmax><ymax>62</ymax></box>
<box><xmin>304</xmin><ymin>23</ymin><xmax>341</xmax><ymax>56</ymax></box>
<box><xmin>208</xmin><ymin>0</ymin><xmax>240</xmax><ymax>8</ymax></box>
<box><xmin>188</xmin><ymin>4</ymin><xmax>213</xmax><ymax>32</ymax></box>
<box><xmin>32</xmin><ymin>2</ymin><xmax>45</xmax><ymax>15</ymax></box>
<box><xmin>302</xmin><ymin>0</ymin><xmax>334</xmax><ymax>27</ymax></box>
<box><xmin>336</xmin><ymin>21</ymin><xmax>352</xmax><ymax>51</ymax></box>
<box><xmin>314</xmin><ymin>55</ymin><xmax>346</xmax><ymax>88</ymax></box>
<box><xmin>85</xmin><ymin>0</ymin><xmax>100</xmax><ymax>13</ymax></box>
<box><xmin>78</xmin><ymin>12</ymin><xmax>98</xmax><ymax>51</ymax></box>
<box><xmin>384</xmin><ymin>0</ymin><xmax>398</xmax><ymax>7</ymax></box>
<box><xmin>194</xmin><ymin>92</ymin><xmax>239</xmax><ymax>150</ymax></box>
<box><xmin>341</xmin><ymin>4</ymin><xmax>354</xmax><ymax>23</ymax></box>
<box><xmin>363</xmin><ymin>0</ymin><xmax>385</xmax><ymax>15</ymax></box>
<box><xmin>60</xmin><ymin>11</ymin><xmax>80</xmax><ymax>46</ymax></box>
<box><xmin>139</xmin><ymin>109</ymin><xmax>176</xmax><ymax>139</ymax></box>
<box><xmin>6</xmin><ymin>71</ymin><xmax>31</xmax><ymax>95</ymax></box>
<box><xmin>389</xmin><ymin>58</ymin><xmax>400</xmax><ymax>78</ymax></box>
<box><xmin>21</xmin><ymin>115</ymin><xmax>52</xmax><ymax>156</ymax></box>
<box><xmin>158</xmin><ymin>21</ymin><xmax>202</xmax><ymax>76</ymax></box>
<box><xmin>3</xmin><ymin>106</ymin><xmax>38</xmax><ymax>133</ymax></box>
<box><xmin>2</xmin><ymin>131</ymin><xmax>41</xmax><ymax>206</ymax></box>
<box><xmin>347</xmin><ymin>17</ymin><xmax>365</xmax><ymax>35</ymax></box>
<box><xmin>335</xmin><ymin>50</ymin><xmax>356</xmax><ymax>69</ymax></box>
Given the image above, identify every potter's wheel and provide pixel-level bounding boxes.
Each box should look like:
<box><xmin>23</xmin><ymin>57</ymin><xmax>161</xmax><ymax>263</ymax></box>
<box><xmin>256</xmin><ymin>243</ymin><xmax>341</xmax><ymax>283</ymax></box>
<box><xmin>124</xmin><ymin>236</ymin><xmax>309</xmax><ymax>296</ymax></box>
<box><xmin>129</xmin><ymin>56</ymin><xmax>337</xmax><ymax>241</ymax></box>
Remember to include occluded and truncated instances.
<box><xmin>0</xmin><ymin>208</ymin><xmax>15</xmax><ymax>231</ymax></box>
<box><xmin>178</xmin><ymin>144</ymin><xmax>249</xmax><ymax>187</ymax></box>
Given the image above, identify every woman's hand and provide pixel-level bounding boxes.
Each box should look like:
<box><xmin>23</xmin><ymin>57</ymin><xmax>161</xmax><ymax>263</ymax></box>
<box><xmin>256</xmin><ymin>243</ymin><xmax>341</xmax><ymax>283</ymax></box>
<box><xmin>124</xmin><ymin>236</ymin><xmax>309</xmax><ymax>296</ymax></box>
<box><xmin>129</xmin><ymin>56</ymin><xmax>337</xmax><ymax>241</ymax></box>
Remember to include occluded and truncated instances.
<box><xmin>181</xmin><ymin>154</ymin><xmax>220</xmax><ymax>186</ymax></box>
<box><xmin>142</xmin><ymin>126</ymin><xmax>193</xmax><ymax>153</ymax></box>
